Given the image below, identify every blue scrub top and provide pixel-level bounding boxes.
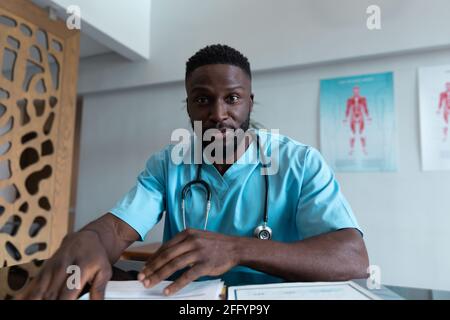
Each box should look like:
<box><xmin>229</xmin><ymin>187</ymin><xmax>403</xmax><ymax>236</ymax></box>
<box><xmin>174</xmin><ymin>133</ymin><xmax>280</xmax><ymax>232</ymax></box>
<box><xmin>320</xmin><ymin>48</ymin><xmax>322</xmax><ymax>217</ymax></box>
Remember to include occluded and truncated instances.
<box><xmin>110</xmin><ymin>130</ymin><xmax>361</xmax><ymax>285</ymax></box>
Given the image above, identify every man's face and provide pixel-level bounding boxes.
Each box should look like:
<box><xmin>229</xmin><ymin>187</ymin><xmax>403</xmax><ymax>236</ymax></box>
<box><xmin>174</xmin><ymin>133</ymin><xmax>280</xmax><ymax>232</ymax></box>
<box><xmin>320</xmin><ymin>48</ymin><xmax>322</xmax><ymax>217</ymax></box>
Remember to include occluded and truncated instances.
<box><xmin>353</xmin><ymin>86</ymin><xmax>360</xmax><ymax>96</ymax></box>
<box><xmin>185</xmin><ymin>64</ymin><xmax>254</xmax><ymax>148</ymax></box>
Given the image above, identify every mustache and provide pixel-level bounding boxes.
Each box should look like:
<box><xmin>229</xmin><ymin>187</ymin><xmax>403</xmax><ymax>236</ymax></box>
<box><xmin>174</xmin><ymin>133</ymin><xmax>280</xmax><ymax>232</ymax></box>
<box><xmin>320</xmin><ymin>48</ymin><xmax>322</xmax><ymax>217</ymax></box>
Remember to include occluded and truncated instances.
<box><xmin>203</xmin><ymin>123</ymin><xmax>236</xmax><ymax>131</ymax></box>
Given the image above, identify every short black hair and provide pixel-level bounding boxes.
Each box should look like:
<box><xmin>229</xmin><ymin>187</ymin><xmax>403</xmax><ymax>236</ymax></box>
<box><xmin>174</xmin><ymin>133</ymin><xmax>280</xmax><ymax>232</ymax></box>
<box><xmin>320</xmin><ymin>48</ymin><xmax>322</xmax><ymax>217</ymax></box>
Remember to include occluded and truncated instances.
<box><xmin>185</xmin><ymin>44</ymin><xmax>251</xmax><ymax>80</ymax></box>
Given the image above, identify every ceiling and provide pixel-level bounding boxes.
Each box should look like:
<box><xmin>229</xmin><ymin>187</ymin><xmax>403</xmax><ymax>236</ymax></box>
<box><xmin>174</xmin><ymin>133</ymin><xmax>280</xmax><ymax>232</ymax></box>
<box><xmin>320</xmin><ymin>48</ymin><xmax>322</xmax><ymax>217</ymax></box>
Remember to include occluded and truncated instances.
<box><xmin>30</xmin><ymin>0</ymin><xmax>112</xmax><ymax>58</ymax></box>
<box><xmin>79</xmin><ymin>33</ymin><xmax>111</xmax><ymax>58</ymax></box>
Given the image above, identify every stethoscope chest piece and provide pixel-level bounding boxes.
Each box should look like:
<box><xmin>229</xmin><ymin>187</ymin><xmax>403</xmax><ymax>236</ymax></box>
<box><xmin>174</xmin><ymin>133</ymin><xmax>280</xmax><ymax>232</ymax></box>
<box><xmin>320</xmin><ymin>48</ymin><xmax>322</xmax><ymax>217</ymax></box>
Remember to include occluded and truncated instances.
<box><xmin>253</xmin><ymin>223</ymin><xmax>272</xmax><ymax>240</ymax></box>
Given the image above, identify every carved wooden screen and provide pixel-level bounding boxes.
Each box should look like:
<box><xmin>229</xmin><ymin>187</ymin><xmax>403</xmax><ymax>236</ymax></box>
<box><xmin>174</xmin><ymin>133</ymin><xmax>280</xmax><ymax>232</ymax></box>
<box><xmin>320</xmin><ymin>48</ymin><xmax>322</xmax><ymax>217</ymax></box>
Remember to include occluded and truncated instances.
<box><xmin>0</xmin><ymin>0</ymin><xmax>80</xmax><ymax>267</ymax></box>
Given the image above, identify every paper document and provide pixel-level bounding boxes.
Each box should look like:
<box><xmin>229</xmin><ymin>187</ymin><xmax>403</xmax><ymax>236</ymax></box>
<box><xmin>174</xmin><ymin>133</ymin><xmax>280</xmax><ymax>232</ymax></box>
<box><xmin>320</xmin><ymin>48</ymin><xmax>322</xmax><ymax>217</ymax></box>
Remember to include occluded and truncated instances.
<box><xmin>228</xmin><ymin>281</ymin><xmax>380</xmax><ymax>300</ymax></box>
<box><xmin>79</xmin><ymin>279</ymin><xmax>224</xmax><ymax>300</ymax></box>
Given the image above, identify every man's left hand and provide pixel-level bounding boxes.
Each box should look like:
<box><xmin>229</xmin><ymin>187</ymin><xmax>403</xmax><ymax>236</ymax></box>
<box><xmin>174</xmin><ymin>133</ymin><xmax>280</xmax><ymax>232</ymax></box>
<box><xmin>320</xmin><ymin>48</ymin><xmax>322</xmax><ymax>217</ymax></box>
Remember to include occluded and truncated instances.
<box><xmin>137</xmin><ymin>228</ymin><xmax>239</xmax><ymax>295</ymax></box>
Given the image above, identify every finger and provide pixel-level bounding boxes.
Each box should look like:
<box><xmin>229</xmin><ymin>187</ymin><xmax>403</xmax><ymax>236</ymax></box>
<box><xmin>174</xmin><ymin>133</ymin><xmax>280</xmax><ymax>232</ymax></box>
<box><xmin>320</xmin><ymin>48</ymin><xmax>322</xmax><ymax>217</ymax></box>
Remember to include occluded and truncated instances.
<box><xmin>89</xmin><ymin>267</ymin><xmax>112</xmax><ymax>300</ymax></box>
<box><xmin>140</xmin><ymin>240</ymin><xmax>196</xmax><ymax>280</ymax></box>
<box><xmin>57</xmin><ymin>264</ymin><xmax>93</xmax><ymax>300</ymax></box>
<box><xmin>164</xmin><ymin>264</ymin><xmax>206</xmax><ymax>296</ymax></box>
<box><xmin>16</xmin><ymin>259</ymin><xmax>55</xmax><ymax>299</ymax></box>
<box><xmin>15</xmin><ymin>275</ymin><xmax>39</xmax><ymax>300</ymax></box>
<box><xmin>17</xmin><ymin>270</ymin><xmax>52</xmax><ymax>300</ymax></box>
<box><xmin>147</xmin><ymin>229</ymin><xmax>196</xmax><ymax>260</ymax></box>
<box><xmin>155</xmin><ymin>229</ymin><xmax>207</xmax><ymax>256</ymax></box>
<box><xmin>139</xmin><ymin>229</ymin><xmax>199</xmax><ymax>280</ymax></box>
<box><xmin>143</xmin><ymin>252</ymin><xmax>198</xmax><ymax>288</ymax></box>
<box><xmin>42</xmin><ymin>262</ymin><xmax>73</xmax><ymax>300</ymax></box>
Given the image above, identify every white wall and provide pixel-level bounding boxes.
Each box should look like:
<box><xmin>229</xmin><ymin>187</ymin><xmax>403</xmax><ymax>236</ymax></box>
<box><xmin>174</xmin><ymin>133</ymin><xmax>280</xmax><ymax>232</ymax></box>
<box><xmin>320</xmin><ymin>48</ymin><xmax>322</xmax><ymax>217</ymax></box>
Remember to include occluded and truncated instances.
<box><xmin>32</xmin><ymin>0</ymin><xmax>151</xmax><ymax>60</ymax></box>
<box><xmin>74</xmin><ymin>0</ymin><xmax>450</xmax><ymax>291</ymax></box>
<box><xmin>77</xmin><ymin>0</ymin><xmax>450</xmax><ymax>94</ymax></box>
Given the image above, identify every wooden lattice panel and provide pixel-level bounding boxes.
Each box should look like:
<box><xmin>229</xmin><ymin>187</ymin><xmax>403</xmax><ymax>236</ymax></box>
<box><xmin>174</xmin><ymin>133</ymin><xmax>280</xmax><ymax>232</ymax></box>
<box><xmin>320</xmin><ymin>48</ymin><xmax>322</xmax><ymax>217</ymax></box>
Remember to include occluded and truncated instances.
<box><xmin>0</xmin><ymin>0</ymin><xmax>79</xmax><ymax>267</ymax></box>
<box><xmin>0</xmin><ymin>259</ymin><xmax>43</xmax><ymax>299</ymax></box>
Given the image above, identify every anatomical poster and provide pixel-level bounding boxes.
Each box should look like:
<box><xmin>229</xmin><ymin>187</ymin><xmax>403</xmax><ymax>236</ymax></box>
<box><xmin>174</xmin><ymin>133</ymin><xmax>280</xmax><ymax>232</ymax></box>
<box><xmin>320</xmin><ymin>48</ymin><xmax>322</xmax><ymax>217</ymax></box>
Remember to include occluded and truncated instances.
<box><xmin>320</xmin><ymin>72</ymin><xmax>397</xmax><ymax>172</ymax></box>
<box><xmin>419</xmin><ymin>65</ymin><xmax>450</xmax><ymax>171</ymax></box>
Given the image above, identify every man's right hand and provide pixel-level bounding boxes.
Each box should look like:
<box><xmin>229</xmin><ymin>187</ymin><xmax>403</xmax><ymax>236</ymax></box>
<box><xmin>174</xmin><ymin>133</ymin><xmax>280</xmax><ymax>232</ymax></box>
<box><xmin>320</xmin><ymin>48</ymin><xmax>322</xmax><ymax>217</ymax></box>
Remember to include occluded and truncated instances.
<box><xmin>16</xmin><ymin>230</ymin><xmax>113</xmax><ymax>300</ymax></box>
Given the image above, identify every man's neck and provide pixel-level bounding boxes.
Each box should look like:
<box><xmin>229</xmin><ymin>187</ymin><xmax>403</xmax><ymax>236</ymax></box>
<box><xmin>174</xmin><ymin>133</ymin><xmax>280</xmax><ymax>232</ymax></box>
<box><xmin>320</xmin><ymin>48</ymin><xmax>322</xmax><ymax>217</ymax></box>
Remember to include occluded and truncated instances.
<box><xmin>213</xmin><ymin>135</ymin><xmax>254</xmax><ymax>176</ymax></box>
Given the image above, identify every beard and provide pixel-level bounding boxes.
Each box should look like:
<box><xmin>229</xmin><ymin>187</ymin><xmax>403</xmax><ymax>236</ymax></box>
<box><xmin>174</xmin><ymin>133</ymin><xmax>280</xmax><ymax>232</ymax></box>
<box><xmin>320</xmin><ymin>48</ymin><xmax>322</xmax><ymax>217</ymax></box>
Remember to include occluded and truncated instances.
<box><xmin>191</xmin><ymin>112</ymin><xmax>251</xmax><ymax>162</ymax></box>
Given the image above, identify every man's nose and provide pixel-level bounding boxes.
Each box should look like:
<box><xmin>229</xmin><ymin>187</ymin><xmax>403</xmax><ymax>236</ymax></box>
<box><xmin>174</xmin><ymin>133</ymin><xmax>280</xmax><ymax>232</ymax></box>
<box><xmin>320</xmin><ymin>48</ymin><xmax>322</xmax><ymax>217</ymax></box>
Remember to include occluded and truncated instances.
<box><xmin>209</xmin><ymin>100</ymin><xmax>228</xmax><ymax>123</ymax></box>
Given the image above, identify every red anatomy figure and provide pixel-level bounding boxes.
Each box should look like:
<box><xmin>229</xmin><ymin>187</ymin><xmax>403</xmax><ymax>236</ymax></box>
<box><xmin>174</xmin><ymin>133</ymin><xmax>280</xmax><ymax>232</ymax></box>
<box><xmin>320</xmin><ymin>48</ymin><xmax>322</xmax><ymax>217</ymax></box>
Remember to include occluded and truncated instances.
<box><xmin>437</xmin><ymin>82</ymin><xmax>450</xmax><ymax>142</ymax></box>
<box><xmin>343</xmin><ymin>86</ymin><xmax>372</xmax><ymax>155</ymax></box>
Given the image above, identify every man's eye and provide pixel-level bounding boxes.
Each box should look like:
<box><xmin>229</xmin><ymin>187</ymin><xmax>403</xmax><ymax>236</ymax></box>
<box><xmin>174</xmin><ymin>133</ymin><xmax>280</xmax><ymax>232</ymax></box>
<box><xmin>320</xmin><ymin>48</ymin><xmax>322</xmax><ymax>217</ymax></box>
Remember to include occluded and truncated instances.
<box><xmin>227</xmin><ymin>95</ymin><xmax>240</xmax><ymax>104</ymax></box>
<box><xmin>195</xmin><ymin>97</ymin><xmax>209</xmax><ymax>104</ymax></box>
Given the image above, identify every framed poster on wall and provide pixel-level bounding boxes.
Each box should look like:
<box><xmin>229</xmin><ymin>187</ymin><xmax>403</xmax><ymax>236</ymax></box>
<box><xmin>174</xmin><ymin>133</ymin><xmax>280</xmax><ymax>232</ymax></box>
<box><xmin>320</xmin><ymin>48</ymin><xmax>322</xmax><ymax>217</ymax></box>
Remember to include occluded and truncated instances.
<box><xmin>418</xmin><ymin>65</ymin><xmax>450</xmax><ymax>171</ymax></box>
<box><xmin>320</xmin><ymin>72</ymin><xmax>397</xmax><ymax>172</ymax></box>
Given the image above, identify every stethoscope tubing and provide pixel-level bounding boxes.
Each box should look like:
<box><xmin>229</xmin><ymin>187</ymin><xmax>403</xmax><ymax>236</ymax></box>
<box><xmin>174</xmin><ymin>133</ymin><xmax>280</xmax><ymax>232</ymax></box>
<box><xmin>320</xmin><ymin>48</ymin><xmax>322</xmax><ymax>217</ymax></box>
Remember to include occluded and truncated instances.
<box><xmin>180</xmin><ymin>132</ymin><xmax>270</xmax><ymax>238</ymax></box>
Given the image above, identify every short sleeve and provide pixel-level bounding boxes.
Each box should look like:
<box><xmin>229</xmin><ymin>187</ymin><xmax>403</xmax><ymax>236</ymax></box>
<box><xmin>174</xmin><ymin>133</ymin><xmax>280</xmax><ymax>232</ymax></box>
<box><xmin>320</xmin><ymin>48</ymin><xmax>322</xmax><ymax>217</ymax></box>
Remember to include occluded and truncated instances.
<box><xmin>296</xmin><ymin>147</ymin><xmax>361</xmax><ymax>239</ymax></box>
<box><xmin>109</xmin><ymin>151</ymin><xmax>166</xmax><ymax>240</ymax></box>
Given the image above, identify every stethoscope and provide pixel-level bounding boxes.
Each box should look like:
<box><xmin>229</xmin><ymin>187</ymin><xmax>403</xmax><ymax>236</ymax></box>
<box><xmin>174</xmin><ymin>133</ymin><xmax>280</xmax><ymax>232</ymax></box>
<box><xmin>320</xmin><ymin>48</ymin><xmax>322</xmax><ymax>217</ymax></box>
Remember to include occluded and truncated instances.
<box><xmin>181</xmin><ymin>133</ymin><xmax>273</xmax><ymax>240</ymax></box>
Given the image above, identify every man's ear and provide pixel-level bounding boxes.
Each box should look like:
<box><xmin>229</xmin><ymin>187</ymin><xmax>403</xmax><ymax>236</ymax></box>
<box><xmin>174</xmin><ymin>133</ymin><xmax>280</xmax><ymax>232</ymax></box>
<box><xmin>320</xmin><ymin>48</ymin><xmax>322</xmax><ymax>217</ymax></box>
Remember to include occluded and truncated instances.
<box><xmin>250</xmin><ymin>94</ymin><xmax>254</xmax><ymax>113</ymax></box>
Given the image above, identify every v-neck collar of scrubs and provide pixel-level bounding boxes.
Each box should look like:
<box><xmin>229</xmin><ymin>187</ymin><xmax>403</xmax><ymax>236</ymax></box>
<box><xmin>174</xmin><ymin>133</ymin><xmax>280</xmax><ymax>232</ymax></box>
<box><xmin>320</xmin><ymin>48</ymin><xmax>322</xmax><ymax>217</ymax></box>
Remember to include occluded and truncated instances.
<box><xmin>198</xmin><ymin>130</ymin><xmax>262</xmax><ymax>197</ymax></box>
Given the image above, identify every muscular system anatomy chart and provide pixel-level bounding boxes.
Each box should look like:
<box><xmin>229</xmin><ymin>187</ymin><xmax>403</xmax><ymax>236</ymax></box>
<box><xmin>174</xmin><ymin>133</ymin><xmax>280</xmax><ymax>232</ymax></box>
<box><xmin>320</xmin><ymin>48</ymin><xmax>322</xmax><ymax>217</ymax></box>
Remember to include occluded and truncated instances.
<box><xmin>419</xmin><ymin>65</ymin><xmax>450</xmax><ymax>170</ymax></box>
<box><xmin>320</xmin><ymin>72</ymin><xmax>396</xmax><ymax>172</ymax></box>
<box><xmin>343</xmin><ymin>86</ymin><xmax>372</xmax><ymax>156</ymax></box>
